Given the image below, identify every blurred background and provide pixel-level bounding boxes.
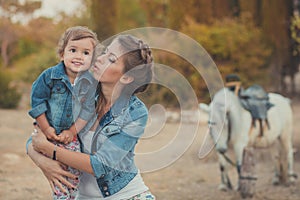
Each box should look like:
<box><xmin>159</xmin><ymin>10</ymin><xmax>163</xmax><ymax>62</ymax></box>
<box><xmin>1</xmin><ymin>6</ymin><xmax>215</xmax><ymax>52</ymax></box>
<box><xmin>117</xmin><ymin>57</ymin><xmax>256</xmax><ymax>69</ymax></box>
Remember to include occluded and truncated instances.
<box><xmin>1</xmin><ymin>0</ymin><xmax>300</xmax><ymax>110</ymax></box>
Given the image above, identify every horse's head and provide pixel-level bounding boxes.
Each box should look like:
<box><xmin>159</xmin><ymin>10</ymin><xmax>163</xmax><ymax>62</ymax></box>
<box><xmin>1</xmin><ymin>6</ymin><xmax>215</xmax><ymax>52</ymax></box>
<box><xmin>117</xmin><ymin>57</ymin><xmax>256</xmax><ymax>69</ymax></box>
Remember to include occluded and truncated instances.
<box><xmin>200</xmin><ymin>88</ymin><xmax>231</xmax><ymax>154</ymax></box>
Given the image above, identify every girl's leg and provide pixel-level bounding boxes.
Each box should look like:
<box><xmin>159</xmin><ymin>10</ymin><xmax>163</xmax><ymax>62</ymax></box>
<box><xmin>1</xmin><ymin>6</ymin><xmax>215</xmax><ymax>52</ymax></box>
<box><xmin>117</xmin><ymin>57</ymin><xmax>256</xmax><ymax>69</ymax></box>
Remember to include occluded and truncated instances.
<box><xmin>127</xmin><ymin>191</ymin><xmax>156</xmax><ymax>200</ymax></box>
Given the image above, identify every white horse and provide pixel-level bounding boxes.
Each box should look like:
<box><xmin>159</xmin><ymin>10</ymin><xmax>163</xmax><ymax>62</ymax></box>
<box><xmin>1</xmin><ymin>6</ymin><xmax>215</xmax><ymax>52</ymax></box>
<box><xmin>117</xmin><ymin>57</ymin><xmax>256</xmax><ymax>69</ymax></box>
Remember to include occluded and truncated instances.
<box><xmin>200</xmin><ymin>87</ymin><xmax>296</xmax><ymax>191</ymax></box>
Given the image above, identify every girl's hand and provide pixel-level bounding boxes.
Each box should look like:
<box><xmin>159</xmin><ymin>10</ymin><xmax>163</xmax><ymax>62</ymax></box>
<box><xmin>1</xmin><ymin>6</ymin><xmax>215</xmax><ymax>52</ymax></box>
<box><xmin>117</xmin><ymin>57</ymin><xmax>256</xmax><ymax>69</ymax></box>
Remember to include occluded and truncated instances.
<box><xmin>59</xmin><ymin>130</ymin><xmax>75</xmax><ymax>144</ymax></box>
<box><xmin>44</xmin><ymin>126</ymin><xmax>59</xmax><ymax>141</ymax></box>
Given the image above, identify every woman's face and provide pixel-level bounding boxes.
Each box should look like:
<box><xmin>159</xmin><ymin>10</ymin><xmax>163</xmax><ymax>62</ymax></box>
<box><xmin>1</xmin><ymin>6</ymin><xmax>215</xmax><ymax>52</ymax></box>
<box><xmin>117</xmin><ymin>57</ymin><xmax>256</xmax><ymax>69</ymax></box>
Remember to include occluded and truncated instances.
<box><xmin>92</xmin><ymin>39</ymin><xmax>125</xmax><ymax>85</ymax></box>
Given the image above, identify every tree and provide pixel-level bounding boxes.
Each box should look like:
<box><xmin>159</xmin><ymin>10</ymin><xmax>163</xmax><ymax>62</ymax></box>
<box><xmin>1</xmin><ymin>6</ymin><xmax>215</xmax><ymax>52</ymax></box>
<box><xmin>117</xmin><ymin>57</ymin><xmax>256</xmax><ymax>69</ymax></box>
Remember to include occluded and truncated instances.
<box><xmin>90</xmin><ymin>0</ymin><xmax>118</xmax><ymax>41</ymax></box>
<box><xmin>0</xmin><ymin>19</ymin><xmax>18</xmax><ymax>67</ymax></box>
<box><xmin>239</xmin><ymin>0</ymin><xmax>296</xmax><ymax>94</ymax></box>
<box><xmin>180</xmin><ymin>16</ymin><xmax>272</xmax><ymax>98</ymax></box>
<box><xmin>0</xmin><ymin>0</ymin><xmax>41</xmax><ymax>67</ymax></box>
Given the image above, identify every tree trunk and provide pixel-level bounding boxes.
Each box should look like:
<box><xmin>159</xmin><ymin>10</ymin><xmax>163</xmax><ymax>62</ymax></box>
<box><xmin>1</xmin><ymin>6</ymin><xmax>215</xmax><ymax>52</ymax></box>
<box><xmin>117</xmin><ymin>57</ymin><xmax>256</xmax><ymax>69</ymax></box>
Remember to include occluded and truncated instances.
<box><xmin>1</xmin><ymin>39</ymin><xmax>9</xmax><ymax>67</ymax></box>
<box><xmin>240</xmin><ymin>147</ymin><xmax>256</xmax><ymax>198</ymax></box>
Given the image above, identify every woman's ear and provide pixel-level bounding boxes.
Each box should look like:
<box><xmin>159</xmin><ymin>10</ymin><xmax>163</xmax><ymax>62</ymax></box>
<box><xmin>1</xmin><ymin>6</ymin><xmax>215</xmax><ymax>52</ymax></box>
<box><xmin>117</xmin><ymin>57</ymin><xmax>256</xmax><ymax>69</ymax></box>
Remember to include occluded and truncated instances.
<box><xmin>120</xmin><ymin>75</ymin><xmax>134</xmax><ymax>84</ymax></box>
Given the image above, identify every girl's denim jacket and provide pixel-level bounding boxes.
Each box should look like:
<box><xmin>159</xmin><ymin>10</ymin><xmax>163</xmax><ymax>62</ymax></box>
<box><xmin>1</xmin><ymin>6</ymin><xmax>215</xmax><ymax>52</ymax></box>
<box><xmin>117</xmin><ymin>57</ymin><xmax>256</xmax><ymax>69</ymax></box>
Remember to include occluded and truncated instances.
<box><xmin>28</xmin><ymin>62</ymin><xmax>97</xmax><ymax>134</ymax></box>
<box><xmin>78</xmin><ymin>95</ymin><xmax>148</xmax><ymax>197</ymax></box>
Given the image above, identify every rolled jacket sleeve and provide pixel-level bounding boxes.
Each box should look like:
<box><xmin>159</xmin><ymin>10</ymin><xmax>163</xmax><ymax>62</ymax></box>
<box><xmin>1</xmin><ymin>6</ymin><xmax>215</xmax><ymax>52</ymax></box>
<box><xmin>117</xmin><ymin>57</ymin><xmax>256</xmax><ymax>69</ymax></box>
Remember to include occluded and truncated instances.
<box><xmin>28</xmin><ymin>70</ymin><xmax>52</xmax><ymax>118</ymax></box>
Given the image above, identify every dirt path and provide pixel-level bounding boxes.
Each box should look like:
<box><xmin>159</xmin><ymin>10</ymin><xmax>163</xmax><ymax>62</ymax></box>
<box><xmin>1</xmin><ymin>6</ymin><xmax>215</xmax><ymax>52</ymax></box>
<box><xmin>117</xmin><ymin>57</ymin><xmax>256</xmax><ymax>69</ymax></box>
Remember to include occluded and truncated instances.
<box><xmin>0</xmin><ymin>104</ymin><xmax>299</xmax><ymax>200</ymax></box>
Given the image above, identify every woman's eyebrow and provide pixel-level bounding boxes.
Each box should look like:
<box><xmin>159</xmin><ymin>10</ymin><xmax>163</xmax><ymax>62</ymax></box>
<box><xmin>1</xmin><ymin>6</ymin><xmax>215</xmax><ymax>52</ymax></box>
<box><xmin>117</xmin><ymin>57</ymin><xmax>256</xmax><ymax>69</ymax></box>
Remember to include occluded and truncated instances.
<box><xmin>106</xmin><ymin>47</ymin><xmax>118</xmax><ymax>57</ymax></box>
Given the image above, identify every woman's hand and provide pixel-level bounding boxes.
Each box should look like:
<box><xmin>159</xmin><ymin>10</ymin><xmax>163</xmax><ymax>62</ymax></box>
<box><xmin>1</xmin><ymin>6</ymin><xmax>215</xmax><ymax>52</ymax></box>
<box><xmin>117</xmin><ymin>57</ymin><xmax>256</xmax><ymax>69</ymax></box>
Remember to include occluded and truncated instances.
<box><xmin>27</xmin><ymin>144</ymin><xmax>77</xmax><ymax>194</ymax></box>
<box><xmin>31</xmin><ymin>126</ymin><xmax>50</xmax><ymax>154</ymax></box>
<box><xmin>39</xmin><ymin>156</ymin><xmax>78</xmax><ymax>194</ymax></box>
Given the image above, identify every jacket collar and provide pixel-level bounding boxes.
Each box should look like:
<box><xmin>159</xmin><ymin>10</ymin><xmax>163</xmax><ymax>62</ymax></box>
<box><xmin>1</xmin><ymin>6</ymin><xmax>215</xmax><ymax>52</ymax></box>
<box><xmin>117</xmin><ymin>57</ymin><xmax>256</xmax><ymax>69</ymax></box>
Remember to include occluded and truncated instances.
<box><xmin>50</xmin><ymin>62</ymin><xmax>69</xmax><ymax>81</ymax></box>
<box><xmin>111</xmin><ymin>94</ymin><xmax>134</xmax><ymax>117</ymax></box>
<box><xmin>76</xmin><ymin>70</ymin><xmax>97</xmax><ymax>85</ymax></box>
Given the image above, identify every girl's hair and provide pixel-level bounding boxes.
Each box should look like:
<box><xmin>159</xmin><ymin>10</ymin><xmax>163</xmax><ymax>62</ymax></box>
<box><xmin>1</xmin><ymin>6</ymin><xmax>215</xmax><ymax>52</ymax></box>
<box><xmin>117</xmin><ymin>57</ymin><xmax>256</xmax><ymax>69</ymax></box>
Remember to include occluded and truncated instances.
<box><xmin>57</xmin><ymin>26</ymin><xmax>99</xmax><ymax>59</ymax></box>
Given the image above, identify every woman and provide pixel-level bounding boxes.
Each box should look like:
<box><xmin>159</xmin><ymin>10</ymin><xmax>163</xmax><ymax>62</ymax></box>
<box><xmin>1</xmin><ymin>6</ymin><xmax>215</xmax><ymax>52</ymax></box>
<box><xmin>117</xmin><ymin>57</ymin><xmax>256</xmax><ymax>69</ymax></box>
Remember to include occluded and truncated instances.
<box><xmin>27</xmin><ymin>34</ymin><xmax>155</xmax><ymax>200</ymax></box>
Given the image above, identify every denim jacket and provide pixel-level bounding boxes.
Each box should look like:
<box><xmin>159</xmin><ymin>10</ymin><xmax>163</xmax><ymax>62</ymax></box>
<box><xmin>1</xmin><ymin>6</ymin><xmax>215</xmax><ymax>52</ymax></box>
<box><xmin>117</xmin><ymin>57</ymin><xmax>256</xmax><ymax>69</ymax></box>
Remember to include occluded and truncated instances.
<box><xmin>78</xmin><ymin>95</ymin><xmax>148</xmax><ymax>197</ymax></box>
<box><xmin>28</xmin><ymin>62</ymin><xmax>97</xmax><ymax>134</ymax></box>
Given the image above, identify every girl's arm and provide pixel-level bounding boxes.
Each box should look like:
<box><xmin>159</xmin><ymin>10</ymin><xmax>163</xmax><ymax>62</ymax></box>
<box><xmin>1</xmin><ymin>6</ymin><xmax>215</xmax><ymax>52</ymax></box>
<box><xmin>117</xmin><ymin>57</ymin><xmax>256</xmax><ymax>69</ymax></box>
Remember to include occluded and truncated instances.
<box><xmin>32</xmin><ymin>127</ymin><xmax>94</xmax><ymax>175</ymax></box>
<box><xmin>36</xmin><ymin>114</ymin><xmax>58</xmax><ymax>141</ymax></box>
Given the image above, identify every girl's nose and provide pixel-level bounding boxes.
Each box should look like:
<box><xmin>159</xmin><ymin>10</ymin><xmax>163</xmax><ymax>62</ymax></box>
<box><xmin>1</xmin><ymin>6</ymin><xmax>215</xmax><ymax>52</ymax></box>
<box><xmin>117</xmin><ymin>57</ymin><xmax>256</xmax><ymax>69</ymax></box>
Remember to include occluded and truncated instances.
<box><xmin>75</xmin><ymin>52</ymin><xmax>84</xmax><ymax>60</ymax></box>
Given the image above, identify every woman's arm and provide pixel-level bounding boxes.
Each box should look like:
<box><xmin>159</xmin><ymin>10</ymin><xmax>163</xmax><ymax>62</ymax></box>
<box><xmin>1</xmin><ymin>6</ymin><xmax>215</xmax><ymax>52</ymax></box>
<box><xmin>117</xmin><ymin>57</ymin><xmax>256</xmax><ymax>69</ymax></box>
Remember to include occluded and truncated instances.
<box><xmin>31</xmin><ymin>128</ymin><xmax>94</xmax><ymax>175</ymax></box>
<box><xmin>27</xmin><ymin>142</ymin><xmax>77</xmax><ymax>193</ymax></box>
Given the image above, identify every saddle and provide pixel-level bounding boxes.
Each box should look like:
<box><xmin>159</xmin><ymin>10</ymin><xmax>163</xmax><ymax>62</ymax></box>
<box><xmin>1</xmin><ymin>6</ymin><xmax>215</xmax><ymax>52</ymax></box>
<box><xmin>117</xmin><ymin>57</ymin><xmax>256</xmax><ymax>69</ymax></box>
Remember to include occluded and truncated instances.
<box><xmin>238</xmin><ymin>84</ymin><xmax>274</xmax><ymax>137</ymax></box>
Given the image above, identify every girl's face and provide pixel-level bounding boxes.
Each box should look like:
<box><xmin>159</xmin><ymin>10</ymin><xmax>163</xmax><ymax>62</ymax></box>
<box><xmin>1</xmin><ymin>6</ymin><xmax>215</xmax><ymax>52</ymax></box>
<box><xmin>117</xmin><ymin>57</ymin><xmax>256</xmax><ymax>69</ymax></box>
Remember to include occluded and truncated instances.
<box><xmin>92</xmin><ymin>39</ymin><xmax>126</xmax><ymax>85</ymax></box>
<box><xmin>62</xmin><ymin>38</ymin><xmax>94</xmax><ymax>76</ymax></box>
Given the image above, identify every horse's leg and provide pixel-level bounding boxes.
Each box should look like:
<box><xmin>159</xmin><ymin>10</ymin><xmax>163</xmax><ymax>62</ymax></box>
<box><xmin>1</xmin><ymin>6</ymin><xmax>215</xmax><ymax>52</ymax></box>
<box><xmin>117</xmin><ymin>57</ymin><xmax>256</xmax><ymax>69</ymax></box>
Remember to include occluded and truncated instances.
<box><xmin>279</xmin><ymin>131</ymin><xmax>297</xmax><ymax>184</ymax></box>
<box><xmin>218</xmin><ymin>153</ymin><xmax>232</xmax><ymax>191</ymax></box>
<box><xmin>233</xmin><ymin>143</ymin><xmax>244</xmax><ymax>191</ymax></box>
<box><xmin>267</xmin><ymin>137</ymin><xmax>281</xmax><ymax>185</ymax></box>
<box><xmin>272</xmin><ymin>146</ymin><xmax>281</xmax><ymax>185</ymax></box>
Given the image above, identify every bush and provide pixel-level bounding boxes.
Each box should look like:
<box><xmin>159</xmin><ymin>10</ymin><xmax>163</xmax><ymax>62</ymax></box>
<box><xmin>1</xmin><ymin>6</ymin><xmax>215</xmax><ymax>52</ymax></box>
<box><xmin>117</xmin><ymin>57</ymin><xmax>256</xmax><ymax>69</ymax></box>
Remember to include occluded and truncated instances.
<box><xmin>0</xmin><ymin>71</ymin><xmax>21</xmax><ymax>109</ymax></box>
<box><xmin>181</xmin><ymin>14</ymin><xmax>272</xmax><ymax>87</ymax></box>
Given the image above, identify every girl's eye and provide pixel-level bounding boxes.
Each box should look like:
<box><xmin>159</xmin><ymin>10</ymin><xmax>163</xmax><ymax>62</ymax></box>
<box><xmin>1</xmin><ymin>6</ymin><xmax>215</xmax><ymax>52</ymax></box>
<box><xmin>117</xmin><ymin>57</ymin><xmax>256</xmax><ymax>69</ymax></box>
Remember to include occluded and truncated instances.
<box><xmin>108</xmin><ymin>54</ymin><xmax>117</xmax><ymax>63</ymax></box>
<box><xmin>84</xmin><ymin>51</ymin><xmax>90</xmax><ymax>55</ymax></box>
<box><xmin>70</xmin><ymin>48</ymin><xmax>76</xmax><ymax>53</ymax></box>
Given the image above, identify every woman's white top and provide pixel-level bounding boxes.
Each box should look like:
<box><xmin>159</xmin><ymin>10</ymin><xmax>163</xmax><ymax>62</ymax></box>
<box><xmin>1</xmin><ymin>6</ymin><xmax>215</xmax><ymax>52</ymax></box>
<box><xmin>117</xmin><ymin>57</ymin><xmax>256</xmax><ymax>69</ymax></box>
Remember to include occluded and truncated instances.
<box><xmin>76</xmin><ymin>131</ymin><xmax>148</xmax><ymax>200</ymax></box>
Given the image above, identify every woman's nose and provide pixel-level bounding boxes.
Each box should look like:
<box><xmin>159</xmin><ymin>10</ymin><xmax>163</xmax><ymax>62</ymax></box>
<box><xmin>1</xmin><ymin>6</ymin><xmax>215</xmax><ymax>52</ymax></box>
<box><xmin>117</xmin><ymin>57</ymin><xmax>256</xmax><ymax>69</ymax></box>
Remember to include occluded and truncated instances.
<box><xmin>96</xmin><ymin>55</ymin><xmax>106</xmax><ymax>64</ymax></box>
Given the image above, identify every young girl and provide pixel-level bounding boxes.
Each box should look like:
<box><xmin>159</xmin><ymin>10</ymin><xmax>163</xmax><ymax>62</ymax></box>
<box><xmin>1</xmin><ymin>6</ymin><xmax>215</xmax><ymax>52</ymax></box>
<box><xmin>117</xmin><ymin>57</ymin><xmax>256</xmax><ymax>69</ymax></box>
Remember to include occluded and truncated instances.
<box><xmin>28</xmin><ymin>34</ymin><xmax>156</xmax><ymax>199</ymax></box>
<box><xmin>28</xmin><ymin>26</ymin><xmax>99</xmax><ymax>200</ymax></box>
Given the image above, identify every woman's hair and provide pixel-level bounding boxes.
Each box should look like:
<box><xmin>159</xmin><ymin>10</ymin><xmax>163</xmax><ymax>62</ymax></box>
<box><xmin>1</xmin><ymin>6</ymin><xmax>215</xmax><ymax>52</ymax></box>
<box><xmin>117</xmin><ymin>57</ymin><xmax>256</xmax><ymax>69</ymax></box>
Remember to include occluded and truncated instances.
<box><xmin>57</xmin><ymin>26</ymin><xmax>99</xmax><ymax>59</ymax></box>
<box><xmin>95</xmin><ymin>35</ymin><xmax>153</xmax><ymax>117</ymax></box>
<box><xmin>117</xmin><ymin>34</ymin><xmax>153</xmax><ymax>94</ymax></box>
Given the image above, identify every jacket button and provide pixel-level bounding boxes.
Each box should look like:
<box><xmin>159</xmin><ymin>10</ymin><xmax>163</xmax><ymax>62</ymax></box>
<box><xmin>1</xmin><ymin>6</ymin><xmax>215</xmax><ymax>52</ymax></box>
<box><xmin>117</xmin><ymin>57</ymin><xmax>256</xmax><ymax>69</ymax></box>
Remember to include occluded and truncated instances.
<box><xmin>80</xmin><ymin>97</ymin><xmax>86</xmax><ymax>103</ymax></box>
<box><xmin>103</xmin><ymin>186</ymin><xmax>108</xmax><ymax>191</ymax></box>
<box><xmin>100</xmin><ymin>174</ymin><xmax>105</xmax><ymax>178</ymax></box>
<box><xmin>105</xmin><ymin>192</ymin><xmax>110</xmax><ymax>196</ymax></box>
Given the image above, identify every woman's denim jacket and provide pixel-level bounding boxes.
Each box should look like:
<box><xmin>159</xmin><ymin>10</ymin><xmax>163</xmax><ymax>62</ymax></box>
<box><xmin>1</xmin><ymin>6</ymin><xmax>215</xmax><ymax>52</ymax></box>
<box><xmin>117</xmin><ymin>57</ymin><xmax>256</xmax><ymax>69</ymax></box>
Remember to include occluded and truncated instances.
<box><xmin>28</xmin><ymin>62</ymin><xmax>97</xmax><ymax>134</ymax></box>
<box><xmin>78</xmin><ymin>95</ymin><xmax>148</xmax><ymax>197</ymax></box>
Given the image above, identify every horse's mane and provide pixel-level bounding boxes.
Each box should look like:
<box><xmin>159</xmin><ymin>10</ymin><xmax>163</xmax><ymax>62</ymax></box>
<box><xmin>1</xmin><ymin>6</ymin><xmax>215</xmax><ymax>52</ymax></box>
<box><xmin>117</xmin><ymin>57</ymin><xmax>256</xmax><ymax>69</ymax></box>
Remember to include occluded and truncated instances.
<box><xmin>212</xmin><ymin>87</ymin><xmax>236</xmax><ymax>107</ymax></box>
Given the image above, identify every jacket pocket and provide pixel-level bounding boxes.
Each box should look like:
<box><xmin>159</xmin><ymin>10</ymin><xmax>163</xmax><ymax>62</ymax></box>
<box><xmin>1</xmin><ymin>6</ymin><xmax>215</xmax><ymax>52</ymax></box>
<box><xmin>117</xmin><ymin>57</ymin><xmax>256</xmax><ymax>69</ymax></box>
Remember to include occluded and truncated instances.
<box><xmin>102</xmin><ymin>124</ymin><xmax>121</xmax><ymax>137</ymax></box>
<box><xmin>52</xmin><ymin>82</ymin><xmax>66</xmax><ymax>94</ymax></box>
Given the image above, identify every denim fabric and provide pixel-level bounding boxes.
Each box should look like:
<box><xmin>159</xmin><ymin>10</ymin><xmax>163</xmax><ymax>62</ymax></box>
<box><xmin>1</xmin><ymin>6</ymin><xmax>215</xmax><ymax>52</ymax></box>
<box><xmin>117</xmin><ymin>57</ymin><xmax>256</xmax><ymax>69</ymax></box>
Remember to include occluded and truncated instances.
<box><xmin>28</xmin><ymin>62</ymin><xmax>97</xmax><ymax>134</ymax></box>
<box><xmin>78</xmin><ymin>95</ymin><xmax>148</xmax><ymax>197</ymax></box>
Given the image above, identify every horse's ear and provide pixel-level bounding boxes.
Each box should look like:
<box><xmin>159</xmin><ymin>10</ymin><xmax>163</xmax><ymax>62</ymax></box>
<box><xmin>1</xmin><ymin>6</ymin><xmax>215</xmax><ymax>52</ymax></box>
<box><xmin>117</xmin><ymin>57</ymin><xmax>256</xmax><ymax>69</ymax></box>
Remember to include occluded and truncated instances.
<box><xmin>199</xmin><ymin>103</ymin><xmax>210</xmax><ymax>113</ymax></box>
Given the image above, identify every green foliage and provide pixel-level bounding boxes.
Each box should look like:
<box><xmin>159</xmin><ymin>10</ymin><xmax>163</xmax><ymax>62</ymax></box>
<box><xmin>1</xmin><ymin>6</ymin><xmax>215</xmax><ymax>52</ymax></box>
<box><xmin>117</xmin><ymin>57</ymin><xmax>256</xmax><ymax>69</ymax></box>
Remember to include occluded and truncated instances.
<box><xmin>290</xmin><ymin>13</ymin><xmax>300</xmax><ymax>56</ymax></box>
<box><xmin>139</xmin><ymin>50</ymin><xmax>205</xmax><ymax>108</ymax></box>
<box><xmin>0</xmin><ymin>70</ymin><xmax>21</xmax><ymax>109</ymax></box>
<box><xmin>0</xmin><ymin>0</ymin><xmax>295</xmax><ymax>110</ymax></box>
<box><xmin>181</xmin><ymin>15</ymin><xmax>272</xmax><ymax>87</ymax></box>
<box><xmin>90</xmin><ymin>0</ymin><xmax>118</xmax><ymax>41</ymax></box>
<box><xmin>13</xmin><ymin>48</ymin><xmax>57</xmax><ymax>83</ymax></box>
<box><xmin>14</xmin><ymin>38</ymin><xmax>39</xmax><ymax>60</ymax></box>
<box><xmin>117</xmin><ymin>0</ymin><xmax>146</xmax><ymax>31</ymax></box>
<box><xmin>138</xmin><ymin>84</ymin><xmax>180</xmax><ymax>109</ymax></box>
<box><xmin>143</xmin><ymin>15</ymin><xmax>273</xmax><ymax>107</ymax></box>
